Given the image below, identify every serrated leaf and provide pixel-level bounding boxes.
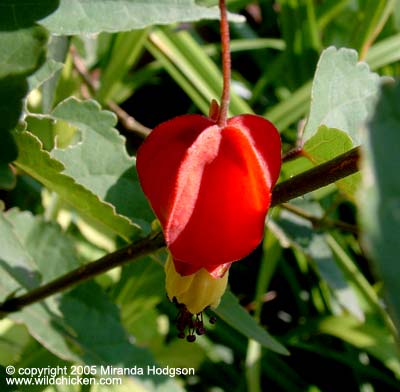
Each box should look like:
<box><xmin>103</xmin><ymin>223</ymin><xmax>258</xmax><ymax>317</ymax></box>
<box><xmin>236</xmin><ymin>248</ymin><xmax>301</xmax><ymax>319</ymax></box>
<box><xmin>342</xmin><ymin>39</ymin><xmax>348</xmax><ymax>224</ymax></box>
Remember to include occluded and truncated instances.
<box><xmin>13</xmin><ymin>130</ymin><xmax>140</xmax><ymax>240</ymax></box>
<box><xmin>0</xmin><ymin>13</ymin><xmax>48</xmax><ymax>170</ymax></box>
<box><xmin>213</xmin><ymin>290</ymin><xmax>289</xmax><ymax>355</ymax></box>
<box><xmin>304</xmin><ymin>126</ymin><xmax>361</xmax><ymax>198</ymax></box>
<box><xmin>50</xmin><ymin>98</ymin><xmax>153</xmax><ymax>228</ymax></box>
<box><xmin>0</xmin><ymin>26</ymin><xmax>48</xmax><ymax>164</ymax></box>
<box><xmin>27</xmin><ymin>58</ymin><xmax>64</xmax><ymax>92</ymax></box>
<box><xmin>359</xmin><ymin>80</ymin><xmax>400</xmax><ymax>332</ymax></box>
<box><xmin>303</xmin><ymin>46</ymin><xmax>381</xmax><ymax>145</ymax></box>
<box><xmin>25</xmin><ymin>116</ymin><xmax>58</xmax><ymax>151</ymax></box>
<box><xmin>38</xmin><ymin>0</ymin><xmax>242</xmax><ymax>35</ymax></box>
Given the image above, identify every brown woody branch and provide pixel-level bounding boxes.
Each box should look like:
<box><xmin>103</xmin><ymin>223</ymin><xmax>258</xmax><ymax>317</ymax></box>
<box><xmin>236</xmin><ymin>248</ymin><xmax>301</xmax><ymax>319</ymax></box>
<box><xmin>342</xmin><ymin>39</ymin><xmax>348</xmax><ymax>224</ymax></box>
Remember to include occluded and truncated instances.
<box><xmin>0</xmin><ymin>232</ymin><xmax>165</xmax><ymax>317</ymax></box>
<box><xmin>271</xmin><ymin>147</ymin><xmax>360</xmax><ymax>207</ymax></box>
<box><xmin>0</xmin><ymin>146</ymin><xmax>361</xmax><ymax>316</ymax></box>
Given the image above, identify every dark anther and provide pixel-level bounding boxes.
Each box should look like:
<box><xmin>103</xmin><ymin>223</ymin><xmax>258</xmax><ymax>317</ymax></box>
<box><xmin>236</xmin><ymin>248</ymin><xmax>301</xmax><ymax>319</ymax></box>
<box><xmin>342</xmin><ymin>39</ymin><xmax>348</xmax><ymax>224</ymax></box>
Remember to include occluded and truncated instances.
<box><xmin>196</xmin><ymin>327</ymin><xmax>206</xmax><ymax>335</ymax></box>
<box><xmin>186</xmin><ymin>334</ymin><xmax>196</xmax><ymax>342</ymax></box>
<box><xmin>173</xmin><ymin>301</ymin><xmax>218</xmax><ymax>340</ymax></box>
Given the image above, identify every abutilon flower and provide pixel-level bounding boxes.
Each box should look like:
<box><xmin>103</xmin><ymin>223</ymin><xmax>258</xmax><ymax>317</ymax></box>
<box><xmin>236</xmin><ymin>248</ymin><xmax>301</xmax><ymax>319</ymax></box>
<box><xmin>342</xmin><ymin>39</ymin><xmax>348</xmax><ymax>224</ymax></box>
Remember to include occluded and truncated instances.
<box><xmin>136</xmin><ymin>112</ymin><xmax>281</xmax><ymax>340</ymax></box>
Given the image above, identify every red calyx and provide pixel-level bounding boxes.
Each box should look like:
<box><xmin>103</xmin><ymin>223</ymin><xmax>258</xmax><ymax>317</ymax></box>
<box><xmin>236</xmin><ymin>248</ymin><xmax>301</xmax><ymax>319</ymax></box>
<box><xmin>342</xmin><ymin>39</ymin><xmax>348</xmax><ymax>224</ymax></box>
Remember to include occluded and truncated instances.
<box><xmin>136</xmin><ymin>113</ymin><xmax>281</xmax><ymax>277</ymax></box>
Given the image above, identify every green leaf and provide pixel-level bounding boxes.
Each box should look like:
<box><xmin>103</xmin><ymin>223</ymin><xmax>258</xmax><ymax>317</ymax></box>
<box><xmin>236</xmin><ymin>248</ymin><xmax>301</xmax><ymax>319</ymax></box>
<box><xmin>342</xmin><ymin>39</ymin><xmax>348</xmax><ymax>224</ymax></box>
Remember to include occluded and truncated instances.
<box><xmin>13</xmin><ymin>130</ymin><xmax>140</xmax><ymax>240</ymax></box>
<box><xmin>115</xmin><ymin>256</ymin><xmax>166</xmax><ymax>305</ymax></box>
<box><xmin>0</xmin><ymin>211</ymin><xmax>169</xmax><ymax>384</ymax></box>
<box><xmin>0</xmin><ymin>25</ymin><xmax>48</xmax><ymax>166</ymax></box>
<box><xmin>276</xmin><ymin>202</ymin><xmax>364</xmax><ymax>320</ymax></box>
<box><xmin>27</xmin><ymin>58</ymin><xmax>64</xmax><ymax>92</ymax></box>
<box><xmin>58</xmin><ymin>281</ymin><xmax>153</xmax><ymax>366</ymax></box>
<box><xmin>0</xmin><ymin>319</ymin><xmax>31</xmax><ymax>366</ymax></box>
<box><xmin>366</xmin><ymin>33</ymin><xmax>400</xmax><ymax>70</ymax></box>
<box><xmin>0</xmin><ymin>208</ymin><xmax>81</xmax><ymax>360</ymax></box>
<box><xmin>350</xmin><ymin>0</ymin><xmax>396</xmax><ymax>56</ymax></box>
<box><xmin>0</xmin><ymin>2</ymin><xmax>50</xmax><ymax>176</ymax></box>
<box><xmin>5</xmin><ymin>209</ymin><xmax>80</xmax><ymax>283</ymax></box>
<box><xmin>0</xmin><ymin>165</ymin><xmax>16</xmax><ymax>190</ymax></box>
<box><xmin>359</xmin><ymin>80</ymin><xmax>400</xmax><ymax>333</ymax></box>
<box><xmin>96</xmin><ymin>30</ymin><xmax>149</xmax><ymax>103</ymax></box>
<box><xmin>50</xmin><ymin>98</ymin><xmax>153</xmax><ymax>229</ymax></box>
<box><xmin>304</xmin><ymin>126</ymin><xmax>352</xmax><ymax>163</ymax></box>
<box><xmin>0</xmin><ymin>77</ymin><xmax>25</xmax><ymax>165</ymax></box>
<box><xmin>213</xmin><ymin>290</ymin><xmax>289</xmax><ymax>355</ymax></box>
<box><xmin>16</xmin><ymin>341</ymin><xmax>72</xmax><ymax>391</ymax></box>
<box><xmin>303</xmin><ymin>126</ymin><xmax>361</xmax><ymax>197</ymax></box>
<box><xmin>0</xmin><ymin>2</ymin><xmax>59</xmax><ymax>30</ymax></box>
<box><xmin>41</xmin><ymin>36</ymin><xmax>70</xmax><ymax>113</ymax></box>
<box><xmin>38</xmin><ymin>0</ymin><xmax>243</xmax><ymax>34</ymax></box>
<box><xmin>0</xmin><ymin>212</ymin><xmax>40</xmax><ymax>301</ymax></box>
<box><xmin>114</xmin><ymin>256</ymin><xmax>165</xmax><ymax>342</ymax></box>
<box><xmin>318</xmin><ymin>315</ymin><xmax>400</xmax><ymax>378</ymax></box>
<box><xmin>303</xmin><ymin>47</ymin><xmax>381</xmax><ymax>145</ymax></box>
<box><xmin>11</xmin><ymin>302</ymin><xmax>80</xmax><ymax>362</ymax></box>
<box><xmin>25</xmin><ymin>116</ymin><xmax>58</xmax><ymax>151</ymax></box>
<box><xmin>0</xmin><ymin>212</ymin><xmax>164</xmax><ymax>379</ymax></box>
<box><xmin>57</xmin><ymin>281</ymin><xmax>181</xmax><ymax>389</ymax></box>
<box><xmin>0</xmin><ymin>27</ymin><xmax>48</xmax><ymax>79</ymax></box>
<box><xmin>156</xmin><ymin>338</ymin><xmax>206</xmax><ymax>369</ymax></box>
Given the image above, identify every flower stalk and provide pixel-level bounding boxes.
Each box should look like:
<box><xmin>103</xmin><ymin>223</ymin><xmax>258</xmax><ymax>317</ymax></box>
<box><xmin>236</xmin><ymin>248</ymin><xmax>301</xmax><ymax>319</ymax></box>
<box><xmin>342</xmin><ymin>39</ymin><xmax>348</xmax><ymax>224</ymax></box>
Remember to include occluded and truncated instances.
<box><xmin>217</xmin><ymin>0</ymin><xmax>231</xmax><ymax>127</ymax></box>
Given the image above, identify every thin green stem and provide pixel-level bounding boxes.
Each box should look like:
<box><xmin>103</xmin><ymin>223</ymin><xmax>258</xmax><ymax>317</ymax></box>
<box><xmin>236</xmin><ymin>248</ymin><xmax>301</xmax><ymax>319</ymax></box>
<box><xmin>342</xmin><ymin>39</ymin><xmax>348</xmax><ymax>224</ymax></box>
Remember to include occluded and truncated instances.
<box><xmin>305</xmin><ymin>0</ymin><xmax>322</xmax><ymax>51</ymax></box>
<box><xmin>325</xmin><ymin>234</ymin><xmax>400</xmax><ymax>348</ymax></box>
<box><xmin>281</xmin><ymin>203</ymin><xmax>359</xmax><ymax>234</ymax></box>
<box><xmin>44</xmin><ymin>192</ymin><xmax>61</xmax><ymax>222</ymax></box>
<box><xmin>245</xmin><ymin>231</ymin><xmax>283</xmax><ymax>392</ymax></box>
<box><xmin>359</xmin><ymin>0</ymin><xmax>396</xmax><ymax>60</ymax></box>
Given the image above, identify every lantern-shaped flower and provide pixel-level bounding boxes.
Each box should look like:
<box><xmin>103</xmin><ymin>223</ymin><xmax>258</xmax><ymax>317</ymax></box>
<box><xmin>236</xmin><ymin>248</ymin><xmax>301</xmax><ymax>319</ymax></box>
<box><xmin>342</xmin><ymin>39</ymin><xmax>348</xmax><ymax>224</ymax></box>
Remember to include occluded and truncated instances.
<box><xmin>136</xmin><ymin>113</ymin><xmax>281</xmax><ymax>339</ymax></box>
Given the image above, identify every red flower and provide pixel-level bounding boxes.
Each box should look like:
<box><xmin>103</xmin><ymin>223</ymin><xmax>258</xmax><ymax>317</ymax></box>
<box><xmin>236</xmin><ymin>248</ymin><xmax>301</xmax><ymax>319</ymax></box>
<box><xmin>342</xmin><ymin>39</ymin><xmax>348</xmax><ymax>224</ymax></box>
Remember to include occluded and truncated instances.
<box><xmin>137</xmin><ymin>113</ymin><xmax>281</xmax><ymax>278</ymax></box>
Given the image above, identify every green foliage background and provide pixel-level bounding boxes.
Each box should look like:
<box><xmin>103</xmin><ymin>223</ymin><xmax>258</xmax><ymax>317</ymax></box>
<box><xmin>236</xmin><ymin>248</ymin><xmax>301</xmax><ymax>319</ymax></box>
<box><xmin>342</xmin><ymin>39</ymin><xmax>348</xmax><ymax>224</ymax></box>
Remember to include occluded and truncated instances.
<box><xmin>1</xmin><ymin>0</ymin><xmax>400</xmax><ymax>391</ymax></box>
